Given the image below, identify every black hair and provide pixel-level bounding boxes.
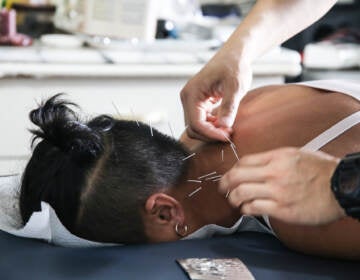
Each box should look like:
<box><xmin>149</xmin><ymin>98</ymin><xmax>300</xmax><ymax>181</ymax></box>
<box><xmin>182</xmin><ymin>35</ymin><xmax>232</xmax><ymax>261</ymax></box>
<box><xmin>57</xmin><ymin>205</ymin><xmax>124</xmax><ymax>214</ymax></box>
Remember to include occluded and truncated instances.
<box><xmin>19</xmin><ymin>94</ymin><xmax>189</xmax><ymax>244</ymax></box>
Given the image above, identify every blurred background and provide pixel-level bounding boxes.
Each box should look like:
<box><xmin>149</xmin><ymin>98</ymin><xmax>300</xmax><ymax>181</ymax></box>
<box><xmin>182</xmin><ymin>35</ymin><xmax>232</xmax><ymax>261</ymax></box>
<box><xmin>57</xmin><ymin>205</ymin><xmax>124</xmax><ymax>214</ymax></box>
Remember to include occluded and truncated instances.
<box><xmin>0</xmin><ymin>0</ymin><xmax>359</xmax><ymax>174</ymax></box>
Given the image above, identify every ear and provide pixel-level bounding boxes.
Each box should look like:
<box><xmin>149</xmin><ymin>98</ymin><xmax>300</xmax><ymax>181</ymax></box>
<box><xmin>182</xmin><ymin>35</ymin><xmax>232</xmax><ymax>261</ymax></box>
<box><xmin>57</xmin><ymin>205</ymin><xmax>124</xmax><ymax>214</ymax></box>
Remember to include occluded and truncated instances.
<box><xmin>142</xmin><ymin>193</ymin><xmax>185</xmax><ymax>242</ymax></box>
<box><xmin>144</xmin><ymin>193</ymin><xmax>184</xmax><ymax>224</ymax></box>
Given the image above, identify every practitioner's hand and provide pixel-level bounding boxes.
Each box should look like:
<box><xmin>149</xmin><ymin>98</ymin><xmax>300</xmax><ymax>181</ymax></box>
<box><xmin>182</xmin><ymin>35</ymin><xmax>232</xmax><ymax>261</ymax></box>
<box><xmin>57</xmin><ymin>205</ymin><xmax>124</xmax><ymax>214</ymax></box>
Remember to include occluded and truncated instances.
<box><xmin>219</xmin><ymin>147</ymin><xmax>346</xmax><ymax>226</ymax></box>
<box><xmin>180</xmin><ymin>0</ymin><xmax>337</xmax><ymax>142</ymax></box>
<box><xmin>180</xmin><ymin>49</ymin><xmax>252</xmax><ymax>141</ymax></box>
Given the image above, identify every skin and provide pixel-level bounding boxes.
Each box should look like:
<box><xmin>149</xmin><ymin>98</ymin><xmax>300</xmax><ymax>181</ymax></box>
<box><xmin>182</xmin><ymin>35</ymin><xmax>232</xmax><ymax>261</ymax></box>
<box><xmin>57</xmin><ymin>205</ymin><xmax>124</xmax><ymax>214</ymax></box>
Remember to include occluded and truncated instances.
<box><xmin>180</xmin><ymin>0</ymin><xmax>337</xmax><ymax>141</ymax></box>
<box><xmin>143</xmin><ymin>84</ymin><xmax>360</xmax><ymax>259</ymax></box>
<box><xmin>220</xmin><ymin>148</ymin><xmax>345</xmax><ymax>225</ymax></box>
<box><xmin>180</xmin><ymin>0</ymin><xmax>342</xmax><ymax>229</ymax></box>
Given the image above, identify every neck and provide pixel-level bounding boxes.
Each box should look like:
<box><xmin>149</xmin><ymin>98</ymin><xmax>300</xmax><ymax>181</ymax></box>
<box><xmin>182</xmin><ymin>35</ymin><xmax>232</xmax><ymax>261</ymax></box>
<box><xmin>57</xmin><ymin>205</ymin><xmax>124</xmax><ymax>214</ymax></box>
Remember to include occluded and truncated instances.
<box><xmin>169</xmin><ymin>143</ymin><xmax>241</xmax><ymax>235</ymax></box>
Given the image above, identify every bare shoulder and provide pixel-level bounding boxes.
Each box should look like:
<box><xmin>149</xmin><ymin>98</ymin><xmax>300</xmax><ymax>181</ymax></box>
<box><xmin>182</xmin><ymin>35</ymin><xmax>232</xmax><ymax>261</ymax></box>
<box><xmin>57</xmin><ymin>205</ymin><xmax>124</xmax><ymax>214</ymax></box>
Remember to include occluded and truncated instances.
<box><xmin>240</xmin><ymin>85</ymin><xmax>282</xmax><ymax>105</ymax></box>
<box><xmin>239</xmin><ymin>83</ymin><xmax>360</xmax><ymax>118</ymax></box>
<box><xmin>243</xmin><ymin>83</ymin><xmax>359</xmax><ymax>106</ymax></box>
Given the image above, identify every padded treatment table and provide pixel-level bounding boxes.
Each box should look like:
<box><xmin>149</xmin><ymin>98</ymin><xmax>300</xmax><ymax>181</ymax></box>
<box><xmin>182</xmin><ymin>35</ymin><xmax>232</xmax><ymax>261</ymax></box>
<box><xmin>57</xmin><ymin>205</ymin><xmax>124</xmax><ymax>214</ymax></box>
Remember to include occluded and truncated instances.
<box><xmin>0</xmin><ymin>231</ymin><xmax>359</xmax><ymax>279</ymax></box>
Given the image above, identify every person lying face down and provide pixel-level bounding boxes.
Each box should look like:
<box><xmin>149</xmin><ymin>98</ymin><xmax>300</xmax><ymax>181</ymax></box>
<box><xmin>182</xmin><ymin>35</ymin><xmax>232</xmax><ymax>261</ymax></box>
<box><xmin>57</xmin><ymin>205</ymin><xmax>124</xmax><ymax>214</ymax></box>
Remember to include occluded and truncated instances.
<box><xmin>20</xmin><ymin>84</ymin><xmax>360</xmax><ymax>259</ymax></box>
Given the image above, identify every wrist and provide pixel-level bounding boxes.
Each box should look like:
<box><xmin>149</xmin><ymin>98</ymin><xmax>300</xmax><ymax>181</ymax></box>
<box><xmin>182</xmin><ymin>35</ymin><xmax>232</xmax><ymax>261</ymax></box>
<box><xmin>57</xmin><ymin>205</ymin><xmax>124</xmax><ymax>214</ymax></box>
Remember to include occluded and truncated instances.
<box><xmin>217</xmin><ymin>29</ymin><xmax>255</xmax><ymax>67</ymax></box>
<box><xmin>223</xmin><ymin>42</ymin><xmax>253</xmax><ymax>67</ymax></box>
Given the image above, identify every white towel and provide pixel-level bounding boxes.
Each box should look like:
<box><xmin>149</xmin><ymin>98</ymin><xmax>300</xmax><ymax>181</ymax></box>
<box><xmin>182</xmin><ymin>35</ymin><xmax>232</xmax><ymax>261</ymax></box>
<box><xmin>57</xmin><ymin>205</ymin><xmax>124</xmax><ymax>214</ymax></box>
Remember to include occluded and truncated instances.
<box><xmin>0</xmin><ymin>175</ymin><xmax>114</xmax><ymax>247</ymax></box>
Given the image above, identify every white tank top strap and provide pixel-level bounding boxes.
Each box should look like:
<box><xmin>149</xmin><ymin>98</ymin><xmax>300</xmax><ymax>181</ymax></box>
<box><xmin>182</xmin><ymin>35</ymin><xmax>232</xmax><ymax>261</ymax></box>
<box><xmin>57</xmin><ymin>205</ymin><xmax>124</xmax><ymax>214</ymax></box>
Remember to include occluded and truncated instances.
<box><xmin>296</xmin><ymin>80</ymin><xmax>360</xmax><ymax>152</ymax></box>
<box><xmin>295</xmin><ymin>79</ymin><xmax>360</xmax><ymax>101</ymax></box>
<box><xmin>301</xmin><ymin>111</ymin><xmax>360</xmax><ymax>152</ymax></box>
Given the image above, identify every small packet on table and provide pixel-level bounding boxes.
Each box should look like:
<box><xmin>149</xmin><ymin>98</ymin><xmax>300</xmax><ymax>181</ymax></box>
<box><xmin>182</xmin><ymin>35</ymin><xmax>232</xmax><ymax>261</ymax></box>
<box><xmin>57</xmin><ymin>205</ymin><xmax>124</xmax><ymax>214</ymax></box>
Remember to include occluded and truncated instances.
<box><xmin>177</xmin><ymin>258</ymin><xmax>255</xmax><ymax>280</ymax></box>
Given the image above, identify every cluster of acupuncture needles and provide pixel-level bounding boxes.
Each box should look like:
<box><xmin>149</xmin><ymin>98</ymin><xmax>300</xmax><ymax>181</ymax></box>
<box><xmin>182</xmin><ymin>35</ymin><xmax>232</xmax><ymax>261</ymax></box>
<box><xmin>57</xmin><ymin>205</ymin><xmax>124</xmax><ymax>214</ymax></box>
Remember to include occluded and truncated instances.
<box><xmin>112</xmin><ymin>102</ymin><xmax>239</xmax><ymax>200</ymax></box>
<box><xmin>182</xmin><ymin>132</ymin><xmax>239</xmax><ymax>199</ymax></box>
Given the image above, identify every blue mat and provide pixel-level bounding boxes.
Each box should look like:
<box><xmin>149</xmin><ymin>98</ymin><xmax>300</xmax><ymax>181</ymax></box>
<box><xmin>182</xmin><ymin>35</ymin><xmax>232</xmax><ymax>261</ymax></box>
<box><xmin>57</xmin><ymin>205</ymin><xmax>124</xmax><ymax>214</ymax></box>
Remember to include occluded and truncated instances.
<box><xmin>0</xmin><ymin>230</ymin><xmax>358</xmax><ymax>280</ymax></box>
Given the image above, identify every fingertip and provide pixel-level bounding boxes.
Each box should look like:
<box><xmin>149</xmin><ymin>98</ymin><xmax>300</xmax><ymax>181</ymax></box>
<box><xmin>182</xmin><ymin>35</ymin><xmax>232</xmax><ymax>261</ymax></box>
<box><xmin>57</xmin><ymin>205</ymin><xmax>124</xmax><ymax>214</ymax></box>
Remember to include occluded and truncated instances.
<box><xmin>202</xmin><ymin>126</ymin><xmax>230</xmax><ymax>142</ymax></box>
<box><xmin>187</xmin><ymin>122</ymin><xmax>221</xmax><ymax>142</ymax></box>
<box><xmin>240</xmin><ymin>203</ymin><xmax>252</xmax><ymax>215</ymax></box>
<box><xmin>214</xmin><ymin>128</ymin><xmax>233</xmax><ymax>143</ymax></box>
<box><xmin>188</xmin><ymin>118</ymin><xmax>235</xmax><ymax>142</ymax></box>
<box><xmin>186</xmin><ymin>126</ymin><xmax>210</xmax><ymax>142</ymax></box>
<box><xmin>217</xmin><ymin>100</ymin><xmax>238</xmax><ymax>128</ymax></box>
<box><xmin>227</xmin><ymin>192</ymin><xmax>240</xmax><ymax>208</ymax></box>
<box><xmin>217</xmin><ymin>115</ymin><xmax>235</xmax><ymax>128</ymax></box>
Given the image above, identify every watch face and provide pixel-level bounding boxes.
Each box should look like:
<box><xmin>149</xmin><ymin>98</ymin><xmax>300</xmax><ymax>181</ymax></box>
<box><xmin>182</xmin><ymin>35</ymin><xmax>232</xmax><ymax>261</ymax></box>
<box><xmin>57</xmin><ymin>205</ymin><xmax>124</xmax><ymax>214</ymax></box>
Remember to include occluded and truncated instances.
<box><xmin>339</xmin><ymin>165</ymin><xmax>360</xmax><ymax>195</ymax></box>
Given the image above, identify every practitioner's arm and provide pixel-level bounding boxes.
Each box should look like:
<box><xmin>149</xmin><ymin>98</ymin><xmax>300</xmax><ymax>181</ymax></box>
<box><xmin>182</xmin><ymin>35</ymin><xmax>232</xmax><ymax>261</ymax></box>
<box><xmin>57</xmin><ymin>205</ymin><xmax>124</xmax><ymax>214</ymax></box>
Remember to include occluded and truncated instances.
<box><xmin>181</xmin><ymin>0</ymin><xmax>337</xmax><ymax>141</ymax></box>
<box><xmin>220</xmin><ymin>0</ymin><xmax>337</xmax><ymax>64</ymax></box>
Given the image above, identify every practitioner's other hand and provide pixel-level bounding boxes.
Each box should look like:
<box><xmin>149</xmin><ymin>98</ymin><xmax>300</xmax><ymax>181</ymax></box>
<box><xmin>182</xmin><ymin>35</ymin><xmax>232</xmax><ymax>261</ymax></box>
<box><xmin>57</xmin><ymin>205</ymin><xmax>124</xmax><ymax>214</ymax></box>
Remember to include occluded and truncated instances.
<box><xmin>219</xmin><ymin>147</ymin><xmax>346</xmax><ymax>226</ymax></box>
<box><xmin>180</xmin><ymin>49</ymin><xmax>252</xmax><ymax>142</ymax></box>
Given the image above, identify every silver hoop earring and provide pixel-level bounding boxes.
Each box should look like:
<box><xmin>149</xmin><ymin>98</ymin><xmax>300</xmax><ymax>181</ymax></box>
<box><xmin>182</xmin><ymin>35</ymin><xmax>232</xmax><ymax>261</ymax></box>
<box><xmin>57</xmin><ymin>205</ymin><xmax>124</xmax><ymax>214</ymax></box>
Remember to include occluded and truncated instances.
<box><xmin>175</xmin><ymin>223</ymin><xmax>188</xmax><ymax>237</ymax></box>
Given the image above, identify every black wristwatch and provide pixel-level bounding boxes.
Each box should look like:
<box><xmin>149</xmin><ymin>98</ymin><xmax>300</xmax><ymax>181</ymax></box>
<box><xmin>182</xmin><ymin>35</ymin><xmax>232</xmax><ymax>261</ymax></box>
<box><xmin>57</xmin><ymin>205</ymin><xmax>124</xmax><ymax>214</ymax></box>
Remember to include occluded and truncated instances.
<box><xmin>331</xmin><ymin>152</ymin><xmax>360</xmax><ymax>220</ymax></box>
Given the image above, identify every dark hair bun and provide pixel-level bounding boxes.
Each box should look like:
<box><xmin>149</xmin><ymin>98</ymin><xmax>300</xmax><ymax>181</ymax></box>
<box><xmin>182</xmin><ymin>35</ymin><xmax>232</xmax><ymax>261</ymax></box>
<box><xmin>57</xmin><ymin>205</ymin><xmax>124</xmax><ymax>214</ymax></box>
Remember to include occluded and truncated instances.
<box><xmin>30</xmin><ymin>94</ymin><xmax>110</xmax><ymax>163</ymax></box>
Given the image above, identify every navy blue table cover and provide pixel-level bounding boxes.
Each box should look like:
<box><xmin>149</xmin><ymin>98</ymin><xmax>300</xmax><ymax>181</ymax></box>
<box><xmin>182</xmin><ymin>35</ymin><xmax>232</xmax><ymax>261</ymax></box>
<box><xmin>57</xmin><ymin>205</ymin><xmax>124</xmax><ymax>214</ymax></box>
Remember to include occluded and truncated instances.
<box><xmin>0</xmin><ymin>230</ymin><xmax>358</xmax><ymax>280</ymax></box>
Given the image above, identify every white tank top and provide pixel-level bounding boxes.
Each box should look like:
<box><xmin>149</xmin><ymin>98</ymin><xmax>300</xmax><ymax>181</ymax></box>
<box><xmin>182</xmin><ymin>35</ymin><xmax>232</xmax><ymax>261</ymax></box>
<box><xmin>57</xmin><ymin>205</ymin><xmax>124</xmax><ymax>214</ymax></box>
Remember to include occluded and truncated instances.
<box><xmin>298</xmin><ymin>80</ymin><xmax>360</xmax><ymax>151</ymax></box>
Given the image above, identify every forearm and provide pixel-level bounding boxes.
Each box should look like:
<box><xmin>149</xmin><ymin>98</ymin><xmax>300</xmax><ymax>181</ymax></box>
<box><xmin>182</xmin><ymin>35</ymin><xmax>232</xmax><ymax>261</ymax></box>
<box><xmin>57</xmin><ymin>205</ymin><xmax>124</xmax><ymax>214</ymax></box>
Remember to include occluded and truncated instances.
<box><xmin>221</xmin><ymin>0</ymin><xmax>337</xmax><ymax>63</ymax></box>
<box><xmin>270</xmin><ymin>217</ymin><xmax>360</xmax><ymax>260</ymax></box>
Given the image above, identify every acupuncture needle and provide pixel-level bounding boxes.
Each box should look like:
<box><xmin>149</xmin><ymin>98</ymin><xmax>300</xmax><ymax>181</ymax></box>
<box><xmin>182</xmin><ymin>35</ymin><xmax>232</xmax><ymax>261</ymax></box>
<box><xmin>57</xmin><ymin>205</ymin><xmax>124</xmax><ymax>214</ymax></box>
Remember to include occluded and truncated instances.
<box><xmin>205</xmin><ymin>175</ymin><xmax>222</xmax><ymax>181</ymax></box>
<box><xmin>149</xmin><ymin>120</ymin><xmax>153</xmax><ymax>136</ymax></box>
<box><xmin>187</xmin><ymin>179</ymin><xmax>202</xmax><ymax>183</ymax></box>
<box><xmin>230</xmin><ymin>143</ymin><xmax>240</xmax><ymax>161</ymax></box>
<box><xmin>131</xmin><ymin>108</ymin><xmax>140</xmax><ymax>127</ymax></box>
<box><xmin>188</xmin><ymin>187</ymin><xmax>202</xmax><ymax>197</ymax></box>
<box><xmin>111</xmin><ymin>101</ymin><xmax>122</xmax><ymax>118</ymax></box>
<box><xmin>198</xmin><ymin>171</ymin><xmax>217</xmax><ymax>180</ymax></box>
<box><xmin>182</xmin><ymin>153</ymin><xmax>196</xmax><ymax>161</ymax></box>
<box><xmin>168</xmin><ymin>122</ymin><xmax>175</xmax><ymax>138</ymax></box>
